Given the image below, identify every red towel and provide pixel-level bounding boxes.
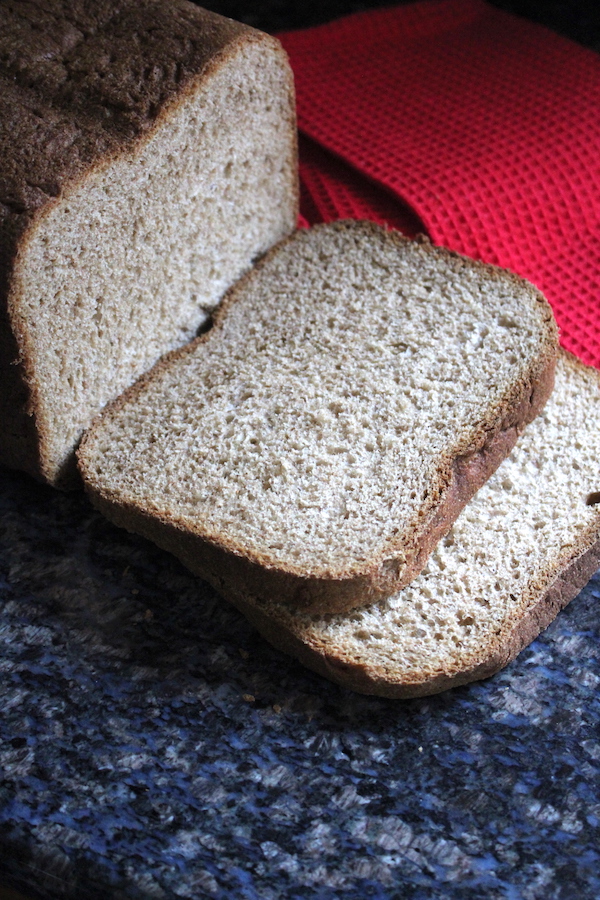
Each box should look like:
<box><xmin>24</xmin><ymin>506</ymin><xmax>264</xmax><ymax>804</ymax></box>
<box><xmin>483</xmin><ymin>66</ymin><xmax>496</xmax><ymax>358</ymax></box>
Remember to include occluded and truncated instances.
<box><xmin>280</xmin><ymin>0</ymin><xmax>600</xmax><ymax>367</ymax></box>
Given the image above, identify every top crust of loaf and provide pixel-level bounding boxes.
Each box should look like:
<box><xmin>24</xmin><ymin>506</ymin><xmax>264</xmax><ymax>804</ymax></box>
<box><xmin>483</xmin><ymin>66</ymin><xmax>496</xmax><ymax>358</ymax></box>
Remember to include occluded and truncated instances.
<box><xmin>0</xmin><ymin>0</ymin><xmax>274</xmax><ymax>247</ymax></box>
<box><xmin>79</xmin><ymin>221</ymin><xmax>558</xmax><ymax>614</ymax></box>
<box><xmin>0</xmin><ymin>0</ymin><xmax>296</xmax><ymax>482</ymax></box>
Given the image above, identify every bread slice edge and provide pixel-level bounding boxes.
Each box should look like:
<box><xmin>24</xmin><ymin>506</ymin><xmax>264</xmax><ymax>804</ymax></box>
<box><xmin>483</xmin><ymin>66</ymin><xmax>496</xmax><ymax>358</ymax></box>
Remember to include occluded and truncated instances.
<box><xmin>79</xmin><ymin>223</ymin><xmax>558</xmax><ymax>613</ymax></box>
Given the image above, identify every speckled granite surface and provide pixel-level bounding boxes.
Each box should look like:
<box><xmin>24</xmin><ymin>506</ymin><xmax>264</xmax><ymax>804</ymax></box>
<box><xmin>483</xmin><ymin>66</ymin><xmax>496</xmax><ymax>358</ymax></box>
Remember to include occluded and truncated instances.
<box><xmin>1</xmin><ymin>468</ymin><xmax>599</xmax><ymax>900</ymax></box>
<box><xmin>2</xmin><ymin>2</ymin><xmax>600</xmax><ymax>898</ymax></box>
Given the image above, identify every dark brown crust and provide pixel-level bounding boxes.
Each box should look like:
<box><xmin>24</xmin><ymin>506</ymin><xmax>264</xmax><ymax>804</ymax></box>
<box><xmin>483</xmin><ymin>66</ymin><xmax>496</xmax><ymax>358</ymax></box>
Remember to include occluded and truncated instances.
<box><xmin>247</xmin><ymin>535</ymin><xmax>600</xmax><ymax>699</ymax></box>
<box><xmin>233</xmin><ymin>354</ymin><xmax>600</xmax><ymax>696</ymax></box>
<box><xmin>81</xmin><ymin>345</ymin><xmax>599</xmax><ymax>696</ymax></box>
<box><xmin>79</xmin><ymin>220</ymin><xmax>558</xmax><ymax>614</ymax></box>
<box><xmin>82</xmin><ymin>398</ymin><xmax>549</xmax><ymax>617</ymax></box>
<box><xmin>106</xmin><ymin>491</ymin><xmax>599</xmax><ymax>702</ymax></box>
<box><xmin>0</xmin><ymin>304</ymin><xmax>43</xmax><ymax>479</ymax></box>
<box><xmin>378</xmin><ymin>349</ymin><xmax>555</xmax><ymax>597</ymax></box>
<box><xmin>0</xmin><ymin>0</ymin><xmax>298</xmax><ymax>485</ymax></box>
<box><xmin>97</xmin><ymin>510</ymin><xmax>599</xmax><ymax>699</ymax></box>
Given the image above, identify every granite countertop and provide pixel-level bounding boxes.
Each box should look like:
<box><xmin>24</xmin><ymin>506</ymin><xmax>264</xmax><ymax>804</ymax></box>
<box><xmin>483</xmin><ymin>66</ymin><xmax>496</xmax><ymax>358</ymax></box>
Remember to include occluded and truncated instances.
<box><xmin>2</xmin><ymin>2</ymin><xmax>600</xmax><ymax>899</ymax></box>
<box><xmin>1</xmin><ymin>468</ymin><xmax>600</xmax><ymax>900</ymax></box>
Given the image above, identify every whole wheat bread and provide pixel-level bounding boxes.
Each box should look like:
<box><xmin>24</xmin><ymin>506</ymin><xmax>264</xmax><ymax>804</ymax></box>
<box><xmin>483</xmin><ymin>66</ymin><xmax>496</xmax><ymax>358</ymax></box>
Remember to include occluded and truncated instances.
<box><xmin>79</xmin><ymin>221</ymin><xmax>558</xmax><ymax>614</ymax></box>
<box><xmin>0</xmin><ymin>0</ymin><xmax>297</xmax><ymax>487</ymax></box>
<box><xmin>233</xmin><ymin>352</ymin><xmax>600</xmax><ymax>696</ymax></box>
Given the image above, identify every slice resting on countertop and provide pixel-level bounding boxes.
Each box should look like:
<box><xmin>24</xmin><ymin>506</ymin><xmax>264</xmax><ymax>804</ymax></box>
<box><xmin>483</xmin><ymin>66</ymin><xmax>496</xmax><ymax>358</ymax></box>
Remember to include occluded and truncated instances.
<box><xmin>237</xmin><ymin>352</ymin><xmax>600</xmax><ymax>696</ymax></box>
<box><xmin>78</xmin><ymin>221</ymin><xmax>558</xmax><ymax>614</ymax></box>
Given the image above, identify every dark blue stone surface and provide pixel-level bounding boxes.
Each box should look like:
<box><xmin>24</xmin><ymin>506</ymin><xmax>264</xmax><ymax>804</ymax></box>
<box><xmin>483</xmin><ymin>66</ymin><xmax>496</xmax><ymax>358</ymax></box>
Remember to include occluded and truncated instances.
<box><xmin>1</xmin><ymin>468</ymin><xmax>599</xmax><ymax>900</ymax></box>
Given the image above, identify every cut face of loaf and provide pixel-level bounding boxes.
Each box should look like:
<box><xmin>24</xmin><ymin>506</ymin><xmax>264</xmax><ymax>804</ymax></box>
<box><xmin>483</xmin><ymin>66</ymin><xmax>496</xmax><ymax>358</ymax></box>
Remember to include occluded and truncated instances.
<box><xmin>236</xmin><ymin>353</ymin><xmax>600</xmax><ymax>697</ymax></box>
<box><xmin>1</xmin><ymin>0</ymin><xmax>297</xmax><ymax>486</ymax></box>
<box><xmin>79</xmin><ymin>221</ymin><xmax>558</xmax><ymax>614</ymax></box>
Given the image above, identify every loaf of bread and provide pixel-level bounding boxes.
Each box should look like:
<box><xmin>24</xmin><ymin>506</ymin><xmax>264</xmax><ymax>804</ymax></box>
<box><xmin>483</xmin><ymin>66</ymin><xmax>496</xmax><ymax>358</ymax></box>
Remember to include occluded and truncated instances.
<box><xmin>0</xmin><ymin>0</ymin><xmax>298</xmax><ymax>486</ymax></box>
<box><xmin>79</xmin><ymin>221</ymin><xmax>558</xmax><ymax>615</ymax></box>
<box><xmin>233</xmin><ymin>352</ymin><xmax>600</xmax><ymax>697</ymax></box>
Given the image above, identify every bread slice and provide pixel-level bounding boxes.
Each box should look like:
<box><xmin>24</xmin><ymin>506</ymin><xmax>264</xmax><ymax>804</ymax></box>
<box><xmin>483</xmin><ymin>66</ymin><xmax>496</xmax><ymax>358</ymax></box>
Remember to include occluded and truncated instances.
<box><xmin>0</xmin><ymin>0</ymin><xmax>297</xmax><ymax>487</ymax></box>
<box><xmin>79</xmin><ymin>221</ymin><xmax>558</xmax><ymax>615</ymax></box>
<box><xmin>235</xmin><ymin>352</ymin><xmax>600</xmax><ymax>696</ymax></box>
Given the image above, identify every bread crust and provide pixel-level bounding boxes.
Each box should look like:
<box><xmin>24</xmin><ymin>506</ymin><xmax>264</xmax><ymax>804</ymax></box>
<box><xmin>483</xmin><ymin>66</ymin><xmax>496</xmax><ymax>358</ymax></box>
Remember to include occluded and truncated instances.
<box><xmin>81</xmin><ymin>383</ymin><xmax>552</xmax><ymax>615</ymax></box>
<box><xmin>79</xmin><ymin>221</ymin><xmax>558</xmax><ymax>615</ymax></box>
<box><xmin>84</xmin><ymin>454</ymin><xmax>600</xmax><ymax>698</ymax></box>
<box><xmin>239</xmin><ymin>528</ymin><xmax>600</xmax><ymax>699</ymax></box>
<box><xmin>227</xmin><ymin>352</ymin><xmax>600</xmax><ymax>696</ymax></box>
<box><xmin>0</xmin><ymin>0</ymin><xmax>298</xmax><ymax>486</ymax></box>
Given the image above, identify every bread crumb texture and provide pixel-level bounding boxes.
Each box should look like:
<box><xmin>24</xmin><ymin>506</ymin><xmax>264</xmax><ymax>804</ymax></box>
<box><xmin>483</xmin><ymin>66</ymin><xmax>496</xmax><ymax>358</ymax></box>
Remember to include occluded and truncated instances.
<box><xmin>1</xmin><ymin>0</ymin><xmax>296</xmax><ymax>484</ymax></box>
<box><xmin>81</xmin><ymin>222</ymin><xmax>557</xmax><ymax>582</ymax></box>
<box><xmin>271</xmin><ymin>353</ymin><xmax>600</xmax><ymax>691</ymax></box>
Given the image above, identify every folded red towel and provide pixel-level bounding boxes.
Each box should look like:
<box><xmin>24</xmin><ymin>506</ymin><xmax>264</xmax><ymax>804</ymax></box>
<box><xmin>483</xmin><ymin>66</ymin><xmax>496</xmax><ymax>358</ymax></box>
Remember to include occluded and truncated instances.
<box><xmin>280</xmin><ymin>0</ymin><xmax>600</xmax><ymax>367</ymax></box>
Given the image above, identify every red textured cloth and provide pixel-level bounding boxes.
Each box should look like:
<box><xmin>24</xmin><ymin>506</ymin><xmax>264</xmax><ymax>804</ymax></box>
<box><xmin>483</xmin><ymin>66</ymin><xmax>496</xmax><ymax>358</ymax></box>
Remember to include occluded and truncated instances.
<box><xmin>280</xmin><ymin>0</ymin><xmax>600</xmax><ymax>367</ymax></box>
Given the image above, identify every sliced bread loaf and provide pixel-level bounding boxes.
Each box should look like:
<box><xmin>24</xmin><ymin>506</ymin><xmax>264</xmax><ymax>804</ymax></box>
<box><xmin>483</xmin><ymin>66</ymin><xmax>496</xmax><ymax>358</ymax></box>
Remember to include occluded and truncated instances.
<box><xmin>79</xmin><ymin>221</ymin><xmax>558</xmax><ymax>614</ymax></box>
<box><xmin>1</xmin><ymin>0</ymin><xmax>297</xmax><ymax>486</ymax></box>
<box><xmin>237</xmin><ymin>352</ymin><xmax>600</xmax><ymax>697</ymax></box>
